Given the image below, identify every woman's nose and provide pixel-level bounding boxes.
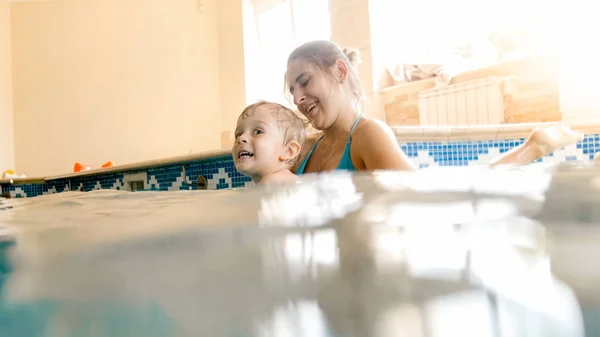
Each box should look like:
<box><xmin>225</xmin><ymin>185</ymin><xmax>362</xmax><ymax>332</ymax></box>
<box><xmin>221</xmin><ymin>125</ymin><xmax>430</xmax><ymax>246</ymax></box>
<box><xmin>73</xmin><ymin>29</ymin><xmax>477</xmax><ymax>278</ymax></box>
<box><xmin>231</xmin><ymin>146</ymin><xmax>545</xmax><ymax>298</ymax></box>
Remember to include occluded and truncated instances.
<box><xmin>293</xmin><ymin>90</ymin><xmax>306</xmax><ymax>105</ymax></box>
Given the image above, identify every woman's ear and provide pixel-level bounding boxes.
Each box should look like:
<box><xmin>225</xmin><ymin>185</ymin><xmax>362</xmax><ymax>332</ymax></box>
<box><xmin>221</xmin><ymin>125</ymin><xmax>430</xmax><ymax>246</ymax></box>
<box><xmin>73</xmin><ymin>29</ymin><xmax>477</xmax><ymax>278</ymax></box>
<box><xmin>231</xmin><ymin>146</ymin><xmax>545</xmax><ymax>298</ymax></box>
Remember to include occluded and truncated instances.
<box><xmin>280</xmin><ymin>140</ymin><xmax>302</xmax><ymax>163</ymax></box>
<box><xmin>335</xmin><ymin>59</ymin><xmax>349</xmax><ymax>83</ymax></box>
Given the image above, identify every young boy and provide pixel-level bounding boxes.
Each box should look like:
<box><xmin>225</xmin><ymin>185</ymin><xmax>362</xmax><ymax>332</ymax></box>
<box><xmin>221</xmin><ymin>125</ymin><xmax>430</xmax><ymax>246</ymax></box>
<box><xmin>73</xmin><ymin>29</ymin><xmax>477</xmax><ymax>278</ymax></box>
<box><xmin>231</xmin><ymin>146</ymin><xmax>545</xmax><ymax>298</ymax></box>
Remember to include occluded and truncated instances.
<box><xmin>232</xmin><ymin>101</ymin><xmax>306</xmax><ymax>185</ymax></box>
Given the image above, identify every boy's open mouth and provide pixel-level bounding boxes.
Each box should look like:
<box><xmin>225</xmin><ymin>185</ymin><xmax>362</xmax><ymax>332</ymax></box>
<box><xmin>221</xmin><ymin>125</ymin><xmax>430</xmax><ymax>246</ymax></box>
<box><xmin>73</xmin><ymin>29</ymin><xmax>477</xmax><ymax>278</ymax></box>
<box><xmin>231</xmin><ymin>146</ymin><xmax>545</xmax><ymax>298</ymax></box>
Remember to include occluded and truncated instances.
<box><xmin>238</xmin><ymin>151</ymin><xmax>254</xmax><ymax>159</ymax></box>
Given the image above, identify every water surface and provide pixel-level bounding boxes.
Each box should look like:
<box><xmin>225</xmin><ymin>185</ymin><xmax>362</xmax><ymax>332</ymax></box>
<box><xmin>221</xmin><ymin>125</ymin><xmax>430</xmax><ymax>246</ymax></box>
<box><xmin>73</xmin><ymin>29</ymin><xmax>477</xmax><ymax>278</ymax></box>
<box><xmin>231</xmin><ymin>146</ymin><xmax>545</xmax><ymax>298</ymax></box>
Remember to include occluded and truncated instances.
<box><xmin>0</xmin><ymin>166</ymin><xmax>598</xmax><ymax>337</ymax></box>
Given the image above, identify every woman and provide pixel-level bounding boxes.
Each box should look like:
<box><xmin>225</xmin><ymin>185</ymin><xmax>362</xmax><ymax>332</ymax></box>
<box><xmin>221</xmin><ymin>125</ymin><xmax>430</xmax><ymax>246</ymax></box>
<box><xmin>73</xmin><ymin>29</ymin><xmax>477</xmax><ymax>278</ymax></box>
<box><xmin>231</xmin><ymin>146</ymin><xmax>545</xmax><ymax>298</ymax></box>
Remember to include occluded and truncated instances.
<box><xmin>284</xmin><ymin>40</ymin><xmax>582</xmax><ymax>174</ymax></box>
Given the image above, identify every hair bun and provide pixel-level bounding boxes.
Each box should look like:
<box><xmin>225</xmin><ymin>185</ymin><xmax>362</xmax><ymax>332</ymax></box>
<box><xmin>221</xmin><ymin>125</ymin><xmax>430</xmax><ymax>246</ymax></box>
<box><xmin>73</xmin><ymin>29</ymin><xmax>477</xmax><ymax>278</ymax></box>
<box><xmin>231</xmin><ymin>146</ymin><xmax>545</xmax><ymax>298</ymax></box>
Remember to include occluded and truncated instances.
<box><xmin>342</xmin><ymin>47</ymin><xmax>361</xmax><ymax>67</ymax></box>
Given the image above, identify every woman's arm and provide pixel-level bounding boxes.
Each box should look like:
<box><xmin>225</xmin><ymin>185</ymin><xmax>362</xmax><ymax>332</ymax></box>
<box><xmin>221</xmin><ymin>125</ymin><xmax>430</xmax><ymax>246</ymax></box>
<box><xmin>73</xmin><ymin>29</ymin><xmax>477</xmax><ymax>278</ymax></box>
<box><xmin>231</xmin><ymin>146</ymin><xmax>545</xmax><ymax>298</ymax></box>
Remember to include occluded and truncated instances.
<box><xmin>352</xmin><ymin>119</ymin><xmax>416</xmax><ymax>171</ymax></box>
<box><xmin>489</xmin><ymin>125</ymin><xmax>583</xmax><ymax>167</ymax></box>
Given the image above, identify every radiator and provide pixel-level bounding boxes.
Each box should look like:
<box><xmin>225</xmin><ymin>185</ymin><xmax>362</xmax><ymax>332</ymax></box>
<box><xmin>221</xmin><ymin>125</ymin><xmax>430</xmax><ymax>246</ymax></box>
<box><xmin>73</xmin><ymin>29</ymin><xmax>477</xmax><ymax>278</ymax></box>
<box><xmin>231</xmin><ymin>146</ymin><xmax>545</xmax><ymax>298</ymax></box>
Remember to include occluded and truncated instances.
<box><xmin>418</xmin><ymin>76</ymin><xmax>506</xmax><ymax>126</ymax></box>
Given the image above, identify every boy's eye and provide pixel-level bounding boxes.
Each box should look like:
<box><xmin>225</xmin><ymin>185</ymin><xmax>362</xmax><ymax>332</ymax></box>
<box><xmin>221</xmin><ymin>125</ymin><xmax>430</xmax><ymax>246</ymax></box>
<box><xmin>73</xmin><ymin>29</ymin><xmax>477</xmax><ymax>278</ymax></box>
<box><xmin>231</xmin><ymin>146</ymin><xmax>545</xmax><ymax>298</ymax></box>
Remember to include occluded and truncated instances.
<box><xmin>302</xmin><ymin>78</ymin><xmax>310</xmax><ymax>87</ymax></box>
<box><xmin>253</xmin><ymin>129</ymin><xmax>263</xmax><ymax>135</ymax></box>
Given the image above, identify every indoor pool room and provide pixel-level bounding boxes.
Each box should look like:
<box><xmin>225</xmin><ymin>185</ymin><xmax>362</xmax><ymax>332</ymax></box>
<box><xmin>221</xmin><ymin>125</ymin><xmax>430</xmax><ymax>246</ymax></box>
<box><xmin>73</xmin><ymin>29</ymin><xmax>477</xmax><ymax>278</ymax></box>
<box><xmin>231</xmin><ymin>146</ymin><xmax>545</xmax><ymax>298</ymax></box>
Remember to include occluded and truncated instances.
<box><xmin>1</xmin><ymin>0</ymin><xmax>600</xmax><ymax>336</ymax></box>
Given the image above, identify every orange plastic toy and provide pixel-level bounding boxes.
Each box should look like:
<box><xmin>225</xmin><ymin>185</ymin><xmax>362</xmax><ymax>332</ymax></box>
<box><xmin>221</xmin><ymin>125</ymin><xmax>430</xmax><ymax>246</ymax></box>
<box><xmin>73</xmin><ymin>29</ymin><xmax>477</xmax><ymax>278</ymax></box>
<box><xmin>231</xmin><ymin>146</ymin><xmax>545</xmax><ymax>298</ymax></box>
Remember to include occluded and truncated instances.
<box><xmin>73</xmin><ymin>162</ymin><xmax>91</xmax><ymax>173</ymax></box>
<box><xmin>73</xmin><ymin>161</ymin><xmax>115</xmax><ymax>172</ymax></box>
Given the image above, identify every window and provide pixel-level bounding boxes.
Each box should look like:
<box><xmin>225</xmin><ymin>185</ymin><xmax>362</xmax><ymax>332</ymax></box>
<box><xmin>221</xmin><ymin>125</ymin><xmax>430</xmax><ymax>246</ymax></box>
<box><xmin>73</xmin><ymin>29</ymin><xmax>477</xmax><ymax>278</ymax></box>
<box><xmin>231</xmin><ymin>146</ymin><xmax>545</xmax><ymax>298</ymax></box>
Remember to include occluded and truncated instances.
<box><xmin>245</xmin><ymin>0</ymin><xmax>331</xmax><ymax>107</ymax></box>
<box><xmin>369</xmin><ymin>0</ymin><xmax>565</xmax><ymax>126</ymax></box>
<box><xmin>370</xmin><ymin>0</ymin><xmax>560</xmax><ymax>77</ymax></box>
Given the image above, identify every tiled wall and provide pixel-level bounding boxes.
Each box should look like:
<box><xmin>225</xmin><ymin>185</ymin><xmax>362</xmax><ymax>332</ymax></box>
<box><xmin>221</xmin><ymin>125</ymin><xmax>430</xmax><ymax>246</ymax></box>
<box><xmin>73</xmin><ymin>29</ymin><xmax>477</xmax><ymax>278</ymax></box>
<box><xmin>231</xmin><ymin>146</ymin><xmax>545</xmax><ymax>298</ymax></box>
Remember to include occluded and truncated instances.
<box><xmin>1</xmin><ymin>135</ymin><xmax>599</xmax><ymax>199</ymax></box>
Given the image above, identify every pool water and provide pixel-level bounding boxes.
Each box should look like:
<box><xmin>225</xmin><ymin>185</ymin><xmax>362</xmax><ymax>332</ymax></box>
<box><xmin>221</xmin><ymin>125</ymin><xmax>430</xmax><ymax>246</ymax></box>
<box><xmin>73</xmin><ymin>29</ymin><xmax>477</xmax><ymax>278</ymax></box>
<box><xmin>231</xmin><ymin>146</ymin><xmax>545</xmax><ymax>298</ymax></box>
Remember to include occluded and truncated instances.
<box><xmin>0</xmin><ymin>166</ymin><xmax>599</xmax><ymax>337</ymax></box>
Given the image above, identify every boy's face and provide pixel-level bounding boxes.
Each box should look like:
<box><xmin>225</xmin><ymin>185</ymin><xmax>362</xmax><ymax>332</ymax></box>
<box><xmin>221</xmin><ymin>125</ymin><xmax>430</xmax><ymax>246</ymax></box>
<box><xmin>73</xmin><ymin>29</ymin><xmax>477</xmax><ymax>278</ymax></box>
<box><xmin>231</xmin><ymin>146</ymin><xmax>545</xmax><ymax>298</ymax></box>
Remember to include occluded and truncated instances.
<box><xmin>232</xmin><ymin>105</ymin><xmax>288</xmax><ymax>180</ymax></box>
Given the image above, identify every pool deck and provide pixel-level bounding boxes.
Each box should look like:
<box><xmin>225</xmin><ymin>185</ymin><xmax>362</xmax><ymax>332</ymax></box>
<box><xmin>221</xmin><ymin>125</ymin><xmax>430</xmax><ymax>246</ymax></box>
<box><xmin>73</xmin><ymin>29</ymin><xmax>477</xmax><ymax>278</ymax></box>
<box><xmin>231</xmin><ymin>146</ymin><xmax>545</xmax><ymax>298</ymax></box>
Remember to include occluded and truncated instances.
<box><xmin>392</xmin><ymin>120</ymin><xmax>600</xmax><ymax>141</ymax></box>
<box><xmin>0</xmin><ymin>149</ymin><xmax>232</xmax><ymax>185</ymax></box>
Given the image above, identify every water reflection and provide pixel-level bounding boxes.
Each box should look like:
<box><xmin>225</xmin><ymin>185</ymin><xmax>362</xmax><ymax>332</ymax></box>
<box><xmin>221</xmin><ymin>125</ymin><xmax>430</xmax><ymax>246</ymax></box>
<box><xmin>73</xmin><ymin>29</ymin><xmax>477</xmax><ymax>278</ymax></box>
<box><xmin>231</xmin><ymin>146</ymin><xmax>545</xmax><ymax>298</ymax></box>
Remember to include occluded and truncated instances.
<box><xmin>0</xmin><ymin>167</ymin><xmax>592</xmax><ymax>336</ymax></box>
<box><xmin>258</xmin><ymin>171</ymin><xmax>363</xmax><ymax>228</ymax></box>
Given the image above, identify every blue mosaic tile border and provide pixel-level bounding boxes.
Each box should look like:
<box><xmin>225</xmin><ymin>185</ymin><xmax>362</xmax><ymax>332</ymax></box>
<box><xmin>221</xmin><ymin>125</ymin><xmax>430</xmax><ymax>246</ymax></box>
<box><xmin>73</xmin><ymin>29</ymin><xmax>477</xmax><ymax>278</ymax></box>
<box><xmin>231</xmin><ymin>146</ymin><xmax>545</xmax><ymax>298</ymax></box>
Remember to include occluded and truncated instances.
<box><xmin>400</xmin><ymin>133</ymin><xmax>599</xmax><ymax>168</ymax></box>
<box><xmin>2</xmin><ymin>134</ymin><xmax>599</xmax><ymax>199</ymax></box>
<box><xmin>145</xmin><ymin>157</ymin><xmax>249</xmax><ymax>191</ymax></box>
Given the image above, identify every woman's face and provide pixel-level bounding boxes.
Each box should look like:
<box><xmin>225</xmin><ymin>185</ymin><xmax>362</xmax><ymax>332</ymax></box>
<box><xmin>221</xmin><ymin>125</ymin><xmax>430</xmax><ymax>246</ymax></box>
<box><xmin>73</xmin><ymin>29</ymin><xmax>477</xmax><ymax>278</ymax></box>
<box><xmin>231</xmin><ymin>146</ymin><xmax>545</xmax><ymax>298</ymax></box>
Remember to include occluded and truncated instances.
<box><xmin>286</xmin><ymin>60</ymin><xmax>343</xmax><ymax>130</ymax></box>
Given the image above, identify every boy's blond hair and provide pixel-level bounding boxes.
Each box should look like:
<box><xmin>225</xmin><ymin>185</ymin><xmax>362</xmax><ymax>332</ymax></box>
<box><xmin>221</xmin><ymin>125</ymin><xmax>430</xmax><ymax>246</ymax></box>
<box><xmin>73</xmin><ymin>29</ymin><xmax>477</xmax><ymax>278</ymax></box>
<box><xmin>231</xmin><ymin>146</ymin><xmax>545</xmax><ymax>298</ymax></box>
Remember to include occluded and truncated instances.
<box><xmin>238</xmin><ymin>101</ymin><xmax>308</xmax><ymax>166</ymax></box>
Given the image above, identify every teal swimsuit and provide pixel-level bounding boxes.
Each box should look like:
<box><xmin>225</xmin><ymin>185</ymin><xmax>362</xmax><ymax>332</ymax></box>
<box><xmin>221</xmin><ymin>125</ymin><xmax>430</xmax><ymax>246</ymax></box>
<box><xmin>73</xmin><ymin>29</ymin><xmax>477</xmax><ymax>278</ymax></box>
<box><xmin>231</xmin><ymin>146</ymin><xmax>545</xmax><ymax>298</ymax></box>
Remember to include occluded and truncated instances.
<box><xmin>296</xmin><ymin>114</ymin><xmax>362</xmax><ymax>175</ymax></box>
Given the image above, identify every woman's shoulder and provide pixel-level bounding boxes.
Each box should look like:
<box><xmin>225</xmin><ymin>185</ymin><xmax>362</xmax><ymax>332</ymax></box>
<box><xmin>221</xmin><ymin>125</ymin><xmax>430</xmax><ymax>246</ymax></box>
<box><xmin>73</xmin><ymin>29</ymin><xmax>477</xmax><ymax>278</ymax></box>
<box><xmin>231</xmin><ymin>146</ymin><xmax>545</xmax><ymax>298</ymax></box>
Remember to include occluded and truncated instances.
<box><xmin>350</xmin><ymin>115</ymin><xmax>415</xmax><ymax>170</ymax></box>
<box><xmin>353</xmin><ymin>116</ymin><xmax>395</xmax><ymax>140</ymax></box>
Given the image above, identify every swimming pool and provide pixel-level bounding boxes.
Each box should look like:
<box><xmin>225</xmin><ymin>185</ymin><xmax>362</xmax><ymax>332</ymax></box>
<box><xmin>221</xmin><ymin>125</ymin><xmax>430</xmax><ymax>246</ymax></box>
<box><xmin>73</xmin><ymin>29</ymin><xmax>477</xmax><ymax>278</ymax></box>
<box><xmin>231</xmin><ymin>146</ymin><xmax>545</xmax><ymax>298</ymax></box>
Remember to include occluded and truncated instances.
<box><xmin>0</xmin><ymin>165</ymin><xmax>599</xmax><ymax>336</ymax></box>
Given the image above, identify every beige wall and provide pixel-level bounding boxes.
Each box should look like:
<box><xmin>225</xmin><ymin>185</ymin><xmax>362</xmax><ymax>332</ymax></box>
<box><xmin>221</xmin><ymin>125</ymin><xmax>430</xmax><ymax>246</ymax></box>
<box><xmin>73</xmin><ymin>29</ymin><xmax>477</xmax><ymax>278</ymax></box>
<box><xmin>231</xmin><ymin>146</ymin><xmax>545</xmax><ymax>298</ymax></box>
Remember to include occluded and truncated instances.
<box><xmin>0</xmin><ymin>0</ymin><xmax>13</xmax><ymax>174</ymax></box>
<box><xmin>11</xmin><ymin>0</ymin><xmax>223</xmax><ymax>177</ymax></box>
<box><xmin>216</xmin><ymin>0</ymin><xmax>247</xmax><ymax>149</ymax></box>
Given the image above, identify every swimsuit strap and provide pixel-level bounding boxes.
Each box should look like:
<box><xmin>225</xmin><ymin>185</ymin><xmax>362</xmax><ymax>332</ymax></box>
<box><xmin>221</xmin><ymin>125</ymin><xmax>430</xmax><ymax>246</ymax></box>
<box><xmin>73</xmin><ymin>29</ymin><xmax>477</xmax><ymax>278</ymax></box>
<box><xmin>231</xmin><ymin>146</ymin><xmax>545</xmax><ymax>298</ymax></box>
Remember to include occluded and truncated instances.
<box><xmin>297</xmin><ymin>114</ymin><xmax>362</xmax><ymax>174</ymax></box>
<box><xmin>295</xmin><ymin>135</ymin><xmax>323</xmax><ymax>175</ymax></box>
<box><xmin>347</xmin><ymin>113</ymin><xmax>363</xmax><ymax>143</ymax></box>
